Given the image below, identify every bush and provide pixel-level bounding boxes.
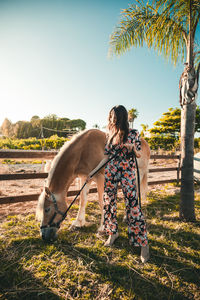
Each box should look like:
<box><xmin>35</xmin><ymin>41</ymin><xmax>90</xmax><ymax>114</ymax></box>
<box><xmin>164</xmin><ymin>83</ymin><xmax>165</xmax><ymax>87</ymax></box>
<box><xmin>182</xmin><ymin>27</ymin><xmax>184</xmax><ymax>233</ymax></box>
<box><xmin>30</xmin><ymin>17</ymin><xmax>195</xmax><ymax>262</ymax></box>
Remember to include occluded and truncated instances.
<box><xmin>194</xmin><ymin>138</ymin><xmax>200</xmax><ymax>149</ymax></box>
<box><xmin>145</xmin><ymin>135</ymin><xmax>177</xmax><ymax>150</ymax></box>
<box><xmin>145</xmin><ymin>136</ymin><xmax>200</xmax><ymax>151</ymax></box>
<box><xmin>0</xmin><ymin>136</ymin><xmax>70</xmax><ymax>150</ymax></box>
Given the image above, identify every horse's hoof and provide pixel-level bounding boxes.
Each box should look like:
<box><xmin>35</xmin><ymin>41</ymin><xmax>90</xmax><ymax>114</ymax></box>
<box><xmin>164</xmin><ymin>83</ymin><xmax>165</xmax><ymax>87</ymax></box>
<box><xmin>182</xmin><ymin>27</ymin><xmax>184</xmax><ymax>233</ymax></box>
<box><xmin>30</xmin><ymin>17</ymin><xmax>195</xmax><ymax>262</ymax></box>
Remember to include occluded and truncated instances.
<box><xmin>69</xmin><ymin>224</ymin><xmax>77</xmax><ymax>231</ymax></box>
<box><xmin>97</xmin><ymin>225</ymin><xmax>105</xmax><ymax>234</ymax></box>
<box><xmin>69</xmin><ymin>220</ymin><xmax>85</xmax><ymax>230</ymax></box>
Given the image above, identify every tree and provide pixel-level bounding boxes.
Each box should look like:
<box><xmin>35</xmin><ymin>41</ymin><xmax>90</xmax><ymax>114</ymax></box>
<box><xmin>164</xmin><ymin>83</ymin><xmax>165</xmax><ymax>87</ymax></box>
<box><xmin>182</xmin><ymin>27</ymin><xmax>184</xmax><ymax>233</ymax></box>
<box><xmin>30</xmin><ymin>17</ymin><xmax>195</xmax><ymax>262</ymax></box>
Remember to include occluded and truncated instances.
<box><xmin>150</xmin><ymin>107</ymin><xmax>200</xmax><ymax>137</ymax></box>
<box><xmin>150</xmin><ymin>108</ymin><xmax>181</xmax><ymax>137</ymax></box>
<box><xmin>14</xmin><ymin>121</ymin><xmax>33</xmax><ymax>139</ymax></box>
<box><xmin>1</xmin><ymin>118</ymin><xmax>14</xmax><ymax>137</ymax></box>
<box><xmin>0</xmin><ymin>115</ymin><xmax>86</xmax><ymax>138</ymax></box>
<box><xmin>44</xmin><ymin>114</ymin><xmax>58</xmax><ymax>120</ymax></box>
<box><xmin>65</xmin><ymin>119</ymin><xmax>86</xmax><ymax>131</ymax></box>
<box><xmin>140</xmin><ymin>123</ymin><xmax>149</xmax><ymax>137</ymax></box>
<box><xmin>109</xmin><ymin>0</ymin><xmax>200</xmax><ymax>221</ymax></box>
<box><xmin>30</xmin><ymin>115</ymin><xmax>40</xmax><ymax>121</ymax></box>
<box><xmin>128</xmin><ymin>108</ymin><xmax>138</xmax><ymax>128</ymax></box>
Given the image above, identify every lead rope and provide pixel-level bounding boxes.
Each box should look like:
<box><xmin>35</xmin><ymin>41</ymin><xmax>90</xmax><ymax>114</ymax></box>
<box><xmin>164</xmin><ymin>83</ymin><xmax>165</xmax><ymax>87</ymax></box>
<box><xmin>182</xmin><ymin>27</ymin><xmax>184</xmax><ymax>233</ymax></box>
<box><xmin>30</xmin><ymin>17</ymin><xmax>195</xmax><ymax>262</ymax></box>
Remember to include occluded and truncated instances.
<box><xmin>54</xmin><ymin>148</ymin><xmax>124</xmax><ymax>228</ymax></box>
<box><xmin>132</xmin><ymin>152</ymin><xmax>141</xmax><ymax>209</ymax></box>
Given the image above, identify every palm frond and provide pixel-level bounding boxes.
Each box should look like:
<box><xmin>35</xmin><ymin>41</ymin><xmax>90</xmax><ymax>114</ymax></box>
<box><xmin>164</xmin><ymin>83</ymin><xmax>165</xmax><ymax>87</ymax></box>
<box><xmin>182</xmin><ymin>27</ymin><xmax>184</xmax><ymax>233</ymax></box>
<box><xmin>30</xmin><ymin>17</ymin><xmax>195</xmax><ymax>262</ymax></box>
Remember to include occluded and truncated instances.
<box><xmin>109</xmin><ymin>0</ymin><xmax>200</xmax><ymax>66</ymax></box>
<box><xmin>108</xmin><ymin>4</ymin><xmax>151</xmax><ymax>57</ymax></box>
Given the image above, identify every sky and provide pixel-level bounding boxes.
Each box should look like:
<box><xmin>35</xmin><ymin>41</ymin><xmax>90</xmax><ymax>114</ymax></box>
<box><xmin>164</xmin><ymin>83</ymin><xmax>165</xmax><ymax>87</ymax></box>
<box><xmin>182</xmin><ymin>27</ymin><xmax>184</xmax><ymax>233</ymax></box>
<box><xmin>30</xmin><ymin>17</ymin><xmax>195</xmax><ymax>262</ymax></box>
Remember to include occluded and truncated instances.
<box><xmin>0</xmin><ymin>0</ymin><xmax>199</xmax><ymax>133</ymax></box>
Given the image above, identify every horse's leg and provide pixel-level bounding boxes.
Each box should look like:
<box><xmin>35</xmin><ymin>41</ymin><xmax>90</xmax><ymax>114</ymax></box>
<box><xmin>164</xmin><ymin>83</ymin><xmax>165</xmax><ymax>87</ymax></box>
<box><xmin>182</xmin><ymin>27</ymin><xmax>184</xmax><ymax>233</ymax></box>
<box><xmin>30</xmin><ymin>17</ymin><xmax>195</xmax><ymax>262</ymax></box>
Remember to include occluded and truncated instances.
<box><xmin>95</xmin><ymin>173</ymin><xmax>105</xmax><ymax>232</ymax></box>
<box><xmin>70</xmin><ymin>176</ymin><xmax>90</xmax><ymax>228</ymax></box>
<box><xmin>140</xmin><ymin>171</ymin><xmax>148</xmax><ymax>201</ymax></box>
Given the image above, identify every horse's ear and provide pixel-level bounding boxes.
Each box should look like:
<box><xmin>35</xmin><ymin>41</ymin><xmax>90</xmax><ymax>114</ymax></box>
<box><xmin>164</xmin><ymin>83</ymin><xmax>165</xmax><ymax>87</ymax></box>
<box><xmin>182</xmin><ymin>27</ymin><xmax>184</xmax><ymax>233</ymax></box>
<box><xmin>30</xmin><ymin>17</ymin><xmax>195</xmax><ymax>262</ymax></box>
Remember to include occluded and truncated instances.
<box><xmin>45</xmin><ymin>187</ymin><xmax>51</xmax><ymax>196</ymax></box>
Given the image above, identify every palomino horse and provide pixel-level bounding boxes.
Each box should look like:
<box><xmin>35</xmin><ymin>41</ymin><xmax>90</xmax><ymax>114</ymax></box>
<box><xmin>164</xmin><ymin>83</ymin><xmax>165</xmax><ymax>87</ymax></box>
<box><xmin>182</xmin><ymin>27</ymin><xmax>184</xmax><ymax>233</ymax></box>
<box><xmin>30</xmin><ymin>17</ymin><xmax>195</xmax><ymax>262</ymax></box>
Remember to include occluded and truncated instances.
<box><xmin>36</xmin><ymin>129</ymin><xmax>150</xmax><ymax>241</ymax></box>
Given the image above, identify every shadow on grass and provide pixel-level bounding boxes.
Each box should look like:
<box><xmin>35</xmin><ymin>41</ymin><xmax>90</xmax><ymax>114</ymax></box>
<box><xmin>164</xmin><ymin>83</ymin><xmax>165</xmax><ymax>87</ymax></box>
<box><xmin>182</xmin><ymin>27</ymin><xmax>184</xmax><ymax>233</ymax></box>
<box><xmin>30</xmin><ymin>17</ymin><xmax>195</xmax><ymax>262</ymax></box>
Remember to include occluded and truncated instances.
<box><xmin>55</xmin><ymin>235</ymin><xmax>190</xmax><ymax>300</ymax></box>
<box><xmin>145</xmin><ymin>191</ymin><xmax>200</xmax><ymax>222</ymax></box>
<box><xmin>0</xmin><ymin>239</ymin><xmax>60</xmax><ymax>300</ymax></box>
<box><xmin>0</xmin><ymin>229</ymin><xmax>193</xmax><ymax>300</ymax></box>
<box><xmin>60</xmin><ymin>191</ymin><xmax>199</xmax><ymax>299</ymax></box>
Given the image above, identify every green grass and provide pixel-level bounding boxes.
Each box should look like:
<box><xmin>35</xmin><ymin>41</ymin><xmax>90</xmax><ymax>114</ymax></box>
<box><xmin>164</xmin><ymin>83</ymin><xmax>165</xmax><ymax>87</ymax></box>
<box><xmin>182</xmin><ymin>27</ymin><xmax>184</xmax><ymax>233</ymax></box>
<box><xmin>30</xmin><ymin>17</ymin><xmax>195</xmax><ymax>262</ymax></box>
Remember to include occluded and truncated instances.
<box><xmin>1</xmin><ymin>159</ymin><xmax>44</xmax><ymax>165</ymax></box>
<box><xmin>0</xmin><ymin>189</ymin><xmax>199</xmax><ymax>299</ymax></box>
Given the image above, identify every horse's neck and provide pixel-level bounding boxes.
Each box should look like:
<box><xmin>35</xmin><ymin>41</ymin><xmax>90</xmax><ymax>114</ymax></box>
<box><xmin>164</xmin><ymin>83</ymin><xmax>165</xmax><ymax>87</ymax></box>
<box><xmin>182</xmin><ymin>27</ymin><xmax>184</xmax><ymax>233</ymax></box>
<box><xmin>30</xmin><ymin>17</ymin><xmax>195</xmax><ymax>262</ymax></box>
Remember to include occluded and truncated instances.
<box><xmin>48</xmin><ymin>145</ymin><xmax>80</xmax><ymax>194</ymax></box>
<box><xmin>49</xmin><ymin>175</ymin><xmax>75</xmax><ymax>195</ymax></box>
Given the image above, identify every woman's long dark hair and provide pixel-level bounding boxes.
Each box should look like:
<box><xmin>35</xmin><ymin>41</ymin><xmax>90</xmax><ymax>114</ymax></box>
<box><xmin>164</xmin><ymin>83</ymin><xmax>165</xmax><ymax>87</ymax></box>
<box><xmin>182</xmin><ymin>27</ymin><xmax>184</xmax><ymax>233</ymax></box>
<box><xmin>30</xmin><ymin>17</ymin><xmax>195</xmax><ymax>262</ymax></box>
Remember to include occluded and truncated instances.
<box><xmin>107</xmin><ymin>105</ymin><xmax>129</xmax><ymax>145</ymax></box>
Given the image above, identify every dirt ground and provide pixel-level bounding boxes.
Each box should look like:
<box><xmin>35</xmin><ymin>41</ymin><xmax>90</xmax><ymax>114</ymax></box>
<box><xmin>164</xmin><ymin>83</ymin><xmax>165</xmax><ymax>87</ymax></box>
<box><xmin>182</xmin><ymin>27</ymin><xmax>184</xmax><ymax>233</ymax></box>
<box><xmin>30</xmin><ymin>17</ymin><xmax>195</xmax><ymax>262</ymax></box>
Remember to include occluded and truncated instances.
<box><xmin>0</xmin><ymin>159</ymin><xmax>180</xmax><ymax>221</ymax></box>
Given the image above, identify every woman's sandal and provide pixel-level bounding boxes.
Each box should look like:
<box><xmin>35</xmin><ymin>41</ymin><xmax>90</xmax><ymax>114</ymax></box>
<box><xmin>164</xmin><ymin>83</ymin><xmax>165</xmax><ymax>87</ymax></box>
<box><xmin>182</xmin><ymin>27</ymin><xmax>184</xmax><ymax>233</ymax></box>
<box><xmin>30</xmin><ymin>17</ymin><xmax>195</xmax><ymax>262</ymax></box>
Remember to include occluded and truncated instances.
<box><xmin>140</xmin><ymin>245</ymin><xmax>150</xmax><ymax>263</ymax></box>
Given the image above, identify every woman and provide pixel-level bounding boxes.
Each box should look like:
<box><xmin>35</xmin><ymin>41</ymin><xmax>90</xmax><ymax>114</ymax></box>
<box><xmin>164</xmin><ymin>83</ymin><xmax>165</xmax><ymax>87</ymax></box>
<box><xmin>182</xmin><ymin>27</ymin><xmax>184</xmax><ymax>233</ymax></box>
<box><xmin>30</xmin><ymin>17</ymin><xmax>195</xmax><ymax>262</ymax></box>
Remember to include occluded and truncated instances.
<box><xmin>87</xmin><ymin>105</ymin><xmax>149</xmax><ymax>263</ymax></box>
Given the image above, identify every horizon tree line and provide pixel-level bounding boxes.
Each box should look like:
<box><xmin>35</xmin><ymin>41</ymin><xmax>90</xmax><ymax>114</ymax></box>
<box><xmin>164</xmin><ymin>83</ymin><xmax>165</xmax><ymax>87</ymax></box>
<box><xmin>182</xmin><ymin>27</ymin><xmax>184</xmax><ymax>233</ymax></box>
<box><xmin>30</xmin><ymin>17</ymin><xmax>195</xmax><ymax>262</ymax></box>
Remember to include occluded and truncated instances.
<box><xmin>0</xmin><ymin>114</ymin><xmax>86</xmax><ymax>139</ymax></box>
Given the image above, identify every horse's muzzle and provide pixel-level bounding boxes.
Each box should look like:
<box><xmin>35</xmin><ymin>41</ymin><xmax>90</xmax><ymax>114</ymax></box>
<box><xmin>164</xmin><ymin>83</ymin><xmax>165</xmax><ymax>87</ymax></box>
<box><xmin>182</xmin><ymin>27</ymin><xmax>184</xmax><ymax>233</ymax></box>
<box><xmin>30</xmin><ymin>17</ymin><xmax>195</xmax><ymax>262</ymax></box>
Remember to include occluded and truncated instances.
<box><xmin>41</xmin><ymin>227</ymin><xmax>58</xmax><ymax>242</ymax></box>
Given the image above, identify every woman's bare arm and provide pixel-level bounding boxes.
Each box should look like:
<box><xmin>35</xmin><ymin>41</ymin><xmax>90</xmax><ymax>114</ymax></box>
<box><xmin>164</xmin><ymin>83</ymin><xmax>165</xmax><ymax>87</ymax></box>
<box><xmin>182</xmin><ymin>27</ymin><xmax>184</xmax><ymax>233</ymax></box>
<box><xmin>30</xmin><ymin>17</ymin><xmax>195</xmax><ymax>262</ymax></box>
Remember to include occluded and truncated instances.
<box><xmin>86</xmin><ymin>155</ymin><xmax>109</xmax><ymax>182</ymax></box>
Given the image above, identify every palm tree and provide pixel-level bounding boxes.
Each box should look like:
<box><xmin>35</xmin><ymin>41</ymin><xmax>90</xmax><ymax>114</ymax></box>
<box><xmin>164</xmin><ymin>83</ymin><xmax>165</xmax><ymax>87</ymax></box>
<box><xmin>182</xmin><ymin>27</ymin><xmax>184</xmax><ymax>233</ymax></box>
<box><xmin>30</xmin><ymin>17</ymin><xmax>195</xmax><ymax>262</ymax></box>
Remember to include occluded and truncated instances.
<box><xmin>128</xmin><ymin>108</ymin><xmax>138</xmax><ymax>128</ymax></box>
<box><xmin>140</xmin><ymin>123</ymin><xmax>149</xmax><ymax>137</ymax></box>
<box><xmin>109</xmin><ymin>0</ymin><xmax>200</xmax><ymax>221</ymax></box>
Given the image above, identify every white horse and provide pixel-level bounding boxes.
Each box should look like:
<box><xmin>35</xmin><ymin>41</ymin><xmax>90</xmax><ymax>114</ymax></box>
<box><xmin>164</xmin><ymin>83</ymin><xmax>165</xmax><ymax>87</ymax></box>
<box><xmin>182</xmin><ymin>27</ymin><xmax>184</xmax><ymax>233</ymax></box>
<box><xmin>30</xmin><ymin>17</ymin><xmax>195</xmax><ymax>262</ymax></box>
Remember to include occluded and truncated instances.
<box><xmin>36</xmin><ymin>129</ymin><xmax>150</xmax><ymax>241</ymax></box>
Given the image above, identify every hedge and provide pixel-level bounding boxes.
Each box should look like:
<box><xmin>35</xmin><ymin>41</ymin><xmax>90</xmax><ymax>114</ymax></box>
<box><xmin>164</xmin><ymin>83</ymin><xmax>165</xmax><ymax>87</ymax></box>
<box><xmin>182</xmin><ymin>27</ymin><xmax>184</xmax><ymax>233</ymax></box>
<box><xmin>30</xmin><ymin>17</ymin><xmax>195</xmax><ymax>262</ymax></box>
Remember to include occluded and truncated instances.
<box><xmin>0</xmin><ymin>135</ymin><xmax>70</xmax><ymax>150</ymax></box>
<box><xmin>1</xmin><ymin>135</ymin><xmax>200</xmax><ymax>151</ymax></box>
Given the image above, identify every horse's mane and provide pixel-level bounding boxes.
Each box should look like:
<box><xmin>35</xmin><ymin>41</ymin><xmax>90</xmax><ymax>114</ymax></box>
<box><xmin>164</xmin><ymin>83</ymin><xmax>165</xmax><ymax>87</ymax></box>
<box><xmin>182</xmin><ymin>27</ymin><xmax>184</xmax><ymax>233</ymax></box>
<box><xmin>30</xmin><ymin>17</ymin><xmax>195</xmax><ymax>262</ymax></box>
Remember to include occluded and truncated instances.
<box><xmin>46</xmin><ymin>129</ymin><xmax>89</xmax><ymax>186</ymax></box>
<box><xmin>36</xmin><ymin>129</ymin><xmax>100</xmax><ymax>219</ymax></box>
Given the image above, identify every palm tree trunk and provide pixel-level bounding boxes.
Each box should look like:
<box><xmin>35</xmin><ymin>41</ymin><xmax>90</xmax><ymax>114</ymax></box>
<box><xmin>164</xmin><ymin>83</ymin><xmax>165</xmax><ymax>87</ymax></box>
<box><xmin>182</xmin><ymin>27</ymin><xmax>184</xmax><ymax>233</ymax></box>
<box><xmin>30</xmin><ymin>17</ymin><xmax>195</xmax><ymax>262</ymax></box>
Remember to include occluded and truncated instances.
<box><xmin>180</xmin><ymin>102</ymin><xmax>196</xmax><ymax>221</ymax></box>
<box><xmin>180</xmin><ymin>0</ymin><xmax>196</xmax><ymax>221</ymax></box>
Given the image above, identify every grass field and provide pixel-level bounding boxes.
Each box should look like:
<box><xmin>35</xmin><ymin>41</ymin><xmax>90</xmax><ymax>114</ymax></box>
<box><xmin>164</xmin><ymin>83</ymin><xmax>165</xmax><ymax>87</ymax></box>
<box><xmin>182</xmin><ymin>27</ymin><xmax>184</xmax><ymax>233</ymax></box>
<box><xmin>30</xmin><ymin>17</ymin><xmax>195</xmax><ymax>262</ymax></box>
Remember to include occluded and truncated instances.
<box><xmin>0</xmin><ymin>188</ymin><xmax>199</xmax><ymax>299</ymax></box>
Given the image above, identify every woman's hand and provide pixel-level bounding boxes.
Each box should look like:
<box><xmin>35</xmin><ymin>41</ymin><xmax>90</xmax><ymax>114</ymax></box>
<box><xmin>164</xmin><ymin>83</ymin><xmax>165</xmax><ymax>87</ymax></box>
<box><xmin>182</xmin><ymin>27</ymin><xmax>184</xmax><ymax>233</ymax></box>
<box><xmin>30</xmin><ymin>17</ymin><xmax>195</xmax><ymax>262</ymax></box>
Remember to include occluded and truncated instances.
<box><xmin>86</xmin><ymin>156</ymin><xmax>109</xmax><ymax>184</ymax></box>
<box><xmin>86</xmin><ymin>173</ymin><xmax>93</xmax><ymax>183</ymax></box>
<box><xmin>132</xmin><ymin>144</ymin><xmax>141</xmax><ymax>158</ymax></box>
<box><xmin>123</xmin><ymin>143</ymin><xmax>141</xmax><ymax>158</ymax></box>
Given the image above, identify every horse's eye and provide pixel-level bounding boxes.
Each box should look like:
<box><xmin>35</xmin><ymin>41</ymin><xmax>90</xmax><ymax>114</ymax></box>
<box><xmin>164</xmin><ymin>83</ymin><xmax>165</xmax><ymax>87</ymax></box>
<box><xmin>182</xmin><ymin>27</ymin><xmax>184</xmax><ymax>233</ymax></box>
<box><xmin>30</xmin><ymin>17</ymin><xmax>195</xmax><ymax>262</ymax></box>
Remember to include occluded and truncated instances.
<box><xmin>45</xmin><ymin>207</ymin><xmax>51</xmax><ymax>213</ymax></box>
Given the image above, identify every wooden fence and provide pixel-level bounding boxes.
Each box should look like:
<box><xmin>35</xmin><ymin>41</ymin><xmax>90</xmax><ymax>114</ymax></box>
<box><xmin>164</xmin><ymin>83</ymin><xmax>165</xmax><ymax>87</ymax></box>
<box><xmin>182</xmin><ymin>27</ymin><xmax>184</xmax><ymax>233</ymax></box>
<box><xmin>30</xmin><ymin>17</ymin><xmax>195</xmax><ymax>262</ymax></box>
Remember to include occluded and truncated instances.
<box><xmin>0</xmin><ymin>149</ymin><xmax>181</xmax><ymax>205</ymax></box>
<box><xmin>194</xmin><ymin>156</ymin><xmax>200</xmax><ymax>175</ymax></box>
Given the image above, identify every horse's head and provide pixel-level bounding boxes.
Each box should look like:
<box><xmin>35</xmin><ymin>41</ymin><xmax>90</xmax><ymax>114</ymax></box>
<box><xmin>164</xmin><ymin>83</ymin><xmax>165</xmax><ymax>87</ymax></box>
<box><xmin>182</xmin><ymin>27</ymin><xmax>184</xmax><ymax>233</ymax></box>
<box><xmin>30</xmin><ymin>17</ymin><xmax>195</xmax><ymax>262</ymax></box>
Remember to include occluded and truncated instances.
<box><xmin>36</xmin><ymin>187</ymin><xmax>67</xmax><ymax>242</ymax></box>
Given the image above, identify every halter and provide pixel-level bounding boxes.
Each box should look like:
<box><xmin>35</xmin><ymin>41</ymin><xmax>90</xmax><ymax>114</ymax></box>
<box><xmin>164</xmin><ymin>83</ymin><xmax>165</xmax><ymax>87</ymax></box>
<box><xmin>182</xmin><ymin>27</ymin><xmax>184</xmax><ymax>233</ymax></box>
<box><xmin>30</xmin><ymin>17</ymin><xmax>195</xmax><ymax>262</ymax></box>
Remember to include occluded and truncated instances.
<box><xmin>40</xmin><ymin>181</ymin><xmax>87</xmax><ymax>230</ymax></box>
<box><xmin>40</xmin><ymin>192</ymin><xmax>67</xmax><ymax>230</ymax></box>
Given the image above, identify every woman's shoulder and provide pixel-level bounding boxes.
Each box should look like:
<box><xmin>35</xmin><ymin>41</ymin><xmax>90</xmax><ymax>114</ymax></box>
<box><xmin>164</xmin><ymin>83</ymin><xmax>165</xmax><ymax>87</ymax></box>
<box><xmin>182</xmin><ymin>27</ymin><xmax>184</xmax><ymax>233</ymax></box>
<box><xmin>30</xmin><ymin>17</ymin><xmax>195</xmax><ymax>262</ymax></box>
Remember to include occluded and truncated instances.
<box><xmin>128</xmin><ymin>129</ymin><xmax>140</xmax><ymax>143</ymax></box>
<box><xmin>128</xmin><ymin>128</ymin><xmax>139</xmax><ymax>136</ymax></box>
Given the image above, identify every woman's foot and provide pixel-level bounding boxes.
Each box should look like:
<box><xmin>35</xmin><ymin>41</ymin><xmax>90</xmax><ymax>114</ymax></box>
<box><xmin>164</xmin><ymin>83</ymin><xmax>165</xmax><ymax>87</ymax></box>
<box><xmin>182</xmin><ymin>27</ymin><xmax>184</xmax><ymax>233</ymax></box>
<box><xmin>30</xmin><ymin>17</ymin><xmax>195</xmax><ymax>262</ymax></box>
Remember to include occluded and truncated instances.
<box><xmin>140</xmin><ymin>244</ymin><xmax>150</xmax><ymax>263</ymax></box>
<box><xmin>104</xmin><ymin>232</ymin><xmax>119</xmax><ymax>247</ymax></box>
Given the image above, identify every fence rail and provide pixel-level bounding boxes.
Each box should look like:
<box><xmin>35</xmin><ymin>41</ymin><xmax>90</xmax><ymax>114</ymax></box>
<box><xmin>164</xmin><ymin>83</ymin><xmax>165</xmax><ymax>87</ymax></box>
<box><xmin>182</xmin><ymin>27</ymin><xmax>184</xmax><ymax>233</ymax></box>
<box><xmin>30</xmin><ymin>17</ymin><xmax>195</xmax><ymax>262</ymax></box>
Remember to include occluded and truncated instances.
<box><xmin>0</xmin><ymin>167</ymin><xmax>179</xmax><ymax>181</ymax></box>
<box><xmin>0</xmin><ymin>149</ymin><xmax>57</xmax><ymax>159</ymax></box>
<box><xmin>0</xmin><ymin>150</ymin><xmax>180</xmax><ymax>160</ymax></box>
<box><xmin>0</xmin><ymin>149</ymin><xmax>181</xmax><ymax>205</ymax></box>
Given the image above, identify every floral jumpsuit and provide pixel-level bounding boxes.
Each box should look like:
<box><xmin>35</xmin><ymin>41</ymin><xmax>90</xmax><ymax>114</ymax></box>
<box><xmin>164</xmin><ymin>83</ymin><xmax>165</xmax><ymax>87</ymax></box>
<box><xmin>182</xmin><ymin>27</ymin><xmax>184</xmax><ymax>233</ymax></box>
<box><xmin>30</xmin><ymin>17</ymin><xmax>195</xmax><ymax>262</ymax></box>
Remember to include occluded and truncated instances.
<box><xmin>103</xmin><ymin>129</ymin><xmax>148</xmax><ymax>247</ymax></box>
